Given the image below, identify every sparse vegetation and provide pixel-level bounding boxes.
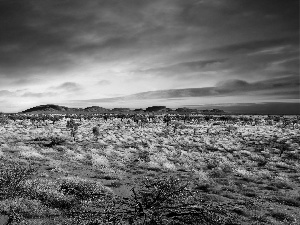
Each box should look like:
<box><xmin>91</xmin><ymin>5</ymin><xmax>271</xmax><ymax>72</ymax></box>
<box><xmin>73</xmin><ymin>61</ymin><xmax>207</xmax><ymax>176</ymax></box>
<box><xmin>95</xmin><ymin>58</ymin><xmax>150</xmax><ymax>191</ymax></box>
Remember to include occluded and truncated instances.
<box><xmin>0</xmin><ymin>113</ymin><xmax>299</xmax><ymax>224</ymax></box>
<box><xmin>92</xmin><ymin>126</ymin><xmax>101</xmax><ymax>141</ymax></box>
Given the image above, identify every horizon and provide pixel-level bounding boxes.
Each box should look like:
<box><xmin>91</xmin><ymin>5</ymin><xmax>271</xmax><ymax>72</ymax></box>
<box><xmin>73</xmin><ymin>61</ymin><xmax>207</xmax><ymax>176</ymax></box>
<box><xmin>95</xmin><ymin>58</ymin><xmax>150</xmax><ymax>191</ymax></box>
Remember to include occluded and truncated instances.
<box><xmin>2</xmin><ymin>102</ymin><xmax>299</xmax><ymax>115</ymax></box>
<box><xmin>0</xmin><ymin>0</ymin><xmax>299</xmax><ymax>114</ymax></box>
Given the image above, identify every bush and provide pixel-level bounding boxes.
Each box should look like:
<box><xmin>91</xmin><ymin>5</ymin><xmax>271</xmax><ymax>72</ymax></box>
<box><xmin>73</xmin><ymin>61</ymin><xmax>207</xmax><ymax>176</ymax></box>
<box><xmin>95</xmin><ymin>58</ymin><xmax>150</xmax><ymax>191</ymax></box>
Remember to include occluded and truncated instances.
<box><xmin>43</xmin><ymin>136</ymin><xmax>66</xmax><ymax>147</ymax></box>
<box><xmin>92</xmin><ymin>126</ymin><xmax>101</xmax><ymax>140</ymax></box>
<box><xmin>60</xmin><ymin>176</ymin><xmax>238</xmax><ymax>224</ymax></box>
<box><xmin>112</xmin><ymin>176</ymin><xmax>237</xmax><ymax>224</ymax></box>
<box><xmin>206</xmin><ymin>158</ymin><xmax>219</xmax><ymax>170</ymax></box>
<box><xmin>137</xmin><ymin>150</ymin><xmax>151</xmax><ymax>162</ymax></box>
<box><xmin>66</xmin><ymin>119</ymin><xmax>80</xmax><ymax>141</ymax></box>
<box><xmin>0</xmin><ymin>115</ymin><xmax>9</xmax><ymax>125</ymax></box>
<box><xmin>0</xmin><ymin>168</ymin><xmax>239</xmax><ymax>224</ymax></box>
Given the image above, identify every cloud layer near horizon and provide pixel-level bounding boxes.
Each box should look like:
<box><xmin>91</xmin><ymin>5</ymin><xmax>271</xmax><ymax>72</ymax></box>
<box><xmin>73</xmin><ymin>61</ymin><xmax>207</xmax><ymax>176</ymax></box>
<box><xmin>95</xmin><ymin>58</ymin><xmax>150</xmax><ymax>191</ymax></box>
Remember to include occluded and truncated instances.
<box><xmin>0</xmin><ymin>0</ymin><xmax>298</xmax><ymax>113</ymax></box>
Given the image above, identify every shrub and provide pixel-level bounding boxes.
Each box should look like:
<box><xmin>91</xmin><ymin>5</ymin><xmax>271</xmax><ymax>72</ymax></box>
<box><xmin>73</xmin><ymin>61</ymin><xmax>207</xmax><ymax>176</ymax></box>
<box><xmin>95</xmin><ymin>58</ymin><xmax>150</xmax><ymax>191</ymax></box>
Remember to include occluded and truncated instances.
<box><xmin>257</xmin><ymin>160</ymin><xmax>268</xmax><ymax>167</ymax></box>
<box><xmin>206</xmin><ymin>158</ymin><xmax>219</xmax><ymax>170</ymax></box>
<box><xmin>275</xmin><ymin>142</ymin><xmax>290</xmax><ymax>157</ymax></box>
<box><xmin>115</xmin><ymin>176</ymin><xmax>237</xmax><ymax>224</ymax></box>
<box><xmin>43</xmin><ymin>136</ymin><xmax>66</xmax><ymax>147</ymax></box>
<box><xmin>92</xmin><ymin>126</ymin><xmax>101</xmax><ymax>141</ymax></box>
<box><xmin>137</xmin><ymin>150</ymin><xmax>150</xmax><ymax>162</ymax></box>
<box><xmin>62</xmin><ymin>176</ymin><xmax>238</xmax><ymax>224</ymax></box>
<box><xmin>66</xmin><ymin>119</ymin><xmax>80</xmax><ymax>141</ymax></box>
<box><xmin>0</xmin><ymin>115</ymin><xmax>9</xmax><ymax>125</ymax></box>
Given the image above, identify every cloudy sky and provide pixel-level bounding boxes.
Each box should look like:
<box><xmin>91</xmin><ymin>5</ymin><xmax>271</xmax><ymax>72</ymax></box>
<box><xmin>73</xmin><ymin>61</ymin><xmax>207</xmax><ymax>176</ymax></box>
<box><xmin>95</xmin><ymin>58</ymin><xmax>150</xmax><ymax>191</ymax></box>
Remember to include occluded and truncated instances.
<box><xmin>0</xmin><ymin>0</ymin><xmax>299</xmax><ymax>113</ymax></box>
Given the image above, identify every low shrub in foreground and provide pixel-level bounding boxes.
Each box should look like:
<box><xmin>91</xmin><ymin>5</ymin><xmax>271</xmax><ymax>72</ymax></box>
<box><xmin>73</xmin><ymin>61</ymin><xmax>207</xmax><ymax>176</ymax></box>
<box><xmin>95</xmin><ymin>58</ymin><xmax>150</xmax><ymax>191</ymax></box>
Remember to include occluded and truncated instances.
<box><xmin>65</xmin><ymin>176</ymin><xmax>238</xmax><ymax>225</ymax></box>
<box><xmin>0</xmin><ymin>166</ymin><xmax>238</xmax><ymax>224</ymax></box>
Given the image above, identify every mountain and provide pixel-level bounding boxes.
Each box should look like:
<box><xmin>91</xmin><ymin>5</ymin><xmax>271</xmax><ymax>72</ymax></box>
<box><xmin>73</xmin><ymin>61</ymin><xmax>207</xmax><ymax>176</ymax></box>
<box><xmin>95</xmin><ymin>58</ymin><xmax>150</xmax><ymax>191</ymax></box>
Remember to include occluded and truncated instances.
<box><xmin>21</xmin><ymin>104</ymin><xmax>109</xmax><ymax>114</ymax></box>
<box><xmin>21</xmin><ymin>104</ymin><xmax>227</xmax><ymax>114</ymax></box>
<box><xmin>22</xmin><ymin>104</ymin><xmax>70</xmax><ymax>113</ymax></box>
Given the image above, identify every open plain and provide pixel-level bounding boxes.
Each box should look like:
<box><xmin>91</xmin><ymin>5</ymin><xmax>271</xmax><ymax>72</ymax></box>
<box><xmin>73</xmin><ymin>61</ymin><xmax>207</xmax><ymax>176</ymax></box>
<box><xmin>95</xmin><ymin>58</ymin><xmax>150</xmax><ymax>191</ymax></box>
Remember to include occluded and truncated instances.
<box><xmin>0</xmin><ymin>114</ymin><xmax>299</xmax><ymax>224</ymax></box>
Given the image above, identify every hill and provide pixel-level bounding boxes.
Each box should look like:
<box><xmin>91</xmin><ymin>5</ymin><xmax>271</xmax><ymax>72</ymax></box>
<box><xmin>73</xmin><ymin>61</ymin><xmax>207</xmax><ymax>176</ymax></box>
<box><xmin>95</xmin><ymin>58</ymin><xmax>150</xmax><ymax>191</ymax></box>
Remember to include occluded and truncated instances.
<box><xmin>22</xmin><ymin>104</ymin><xmax>109</xmax><ymax>114</ymax></box>
<box><xmin>21</xmin><ymin>104</ymin><xmax>226</xmax><ymax>114</ymax></box>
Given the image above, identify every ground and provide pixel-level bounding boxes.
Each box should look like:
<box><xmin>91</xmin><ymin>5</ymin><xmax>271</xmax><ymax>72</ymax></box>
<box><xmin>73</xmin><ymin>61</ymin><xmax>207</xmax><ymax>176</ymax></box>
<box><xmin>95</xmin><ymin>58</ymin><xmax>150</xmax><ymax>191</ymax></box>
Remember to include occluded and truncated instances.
<box><xmin>0</xmin><ymin>115</ymin><xmax>299</xmax><ymax>224</ymax></box>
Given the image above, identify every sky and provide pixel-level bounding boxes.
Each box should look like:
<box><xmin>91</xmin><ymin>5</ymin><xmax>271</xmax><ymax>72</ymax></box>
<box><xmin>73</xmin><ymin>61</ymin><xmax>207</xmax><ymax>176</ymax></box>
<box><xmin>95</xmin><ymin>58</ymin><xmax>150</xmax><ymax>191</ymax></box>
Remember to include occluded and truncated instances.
<box><xmin>0</xmin><ymin>0</ymin><xmax>299</xmax><ymax>114</ymax></box>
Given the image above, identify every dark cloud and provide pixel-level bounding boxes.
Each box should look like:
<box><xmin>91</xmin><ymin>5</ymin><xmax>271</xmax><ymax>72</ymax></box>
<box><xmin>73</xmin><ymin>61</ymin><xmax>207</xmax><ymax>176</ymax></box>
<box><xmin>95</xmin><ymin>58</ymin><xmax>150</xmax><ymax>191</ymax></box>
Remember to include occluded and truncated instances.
<box><xmin>200</xmin><ymin>37</ymin><xmax>299</xmax><ymax>80</ymax></box>
<box><xmin>133</xmin><ymin>59</ymin><xmax>226</xmax><ymax>77</ymax></box>
<box><xmin>211</xmin><ymin>37</ymin><xmax>298</xmax><ymax>55</ymax></box>
<box><xmin>185</xmin><ymin>102</ymin><xmax>300</xmax><ymax>115</ymax></box>
<box><xmin>0</xmin><ymin>0</ymin><xmax>159</xmax><ymax>77</ymax></box>
<box><xmin>77</xmin><ymin>75</ymin><xmax>299</xmax><ymax>103</ymax></box>
<box><xmin>0</xmin><ymin>0</ymin><xmax>297</xmax><ymax>76</ymax></box>
<box><xmin>51</xmin><ymin>82</ymin><xmax>82</xmax><ymax>92</ymax></box>
<box><xmin>129</xmin><ymin>36</ymin><xmax>298</xmax><ymax>81</ymax></box>
<box><xmin>0</xmin><ymin>1</ymin><xmax>73</xmax><ymax>76</ymax></box>
<box><xmin>179</xmin><ymin>0</ymin><xmax>298</xmax><ymax>36</ymax></box>
<box><xmin>215</xmin><ymin>76</ymin><xmax>299</xmax><ymax>94</ymax></box>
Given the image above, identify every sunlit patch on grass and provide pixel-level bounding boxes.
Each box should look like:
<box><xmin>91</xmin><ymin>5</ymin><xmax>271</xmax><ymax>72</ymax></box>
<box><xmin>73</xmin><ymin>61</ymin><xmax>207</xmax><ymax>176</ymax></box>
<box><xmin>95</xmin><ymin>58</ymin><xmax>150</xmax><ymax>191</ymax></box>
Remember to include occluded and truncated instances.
<box><xmin>19</xmin><ymin>148</ymin><xmax>45</xmax><ymax>159</ymax></box>
<box><xmin>234</xmin><ymin>168</ymin><xmax>256</xmax><ymax>180</ymax></box>
<box><xmin>162</xmin><ymin>161</ymin><xmax>176</xmax><ymax>170</ymax></box>
<box><xmin>195</xmin><ymin>170</ymin><xmax>210</xmax><ymax>182</ymax></box>
<box><xmin>256</xmin><ymin>169</ymin><xmax>272</xmax><ymax>179</ymax></box>
<box><xmin>72</xmin><ymin>152</ymin><xmax>86</xmax><ymax>161</ymax></box>
<box><xmin>59</xmin><ymin>176</ymin><xmax>113</xmax><ymax>198</ymax></box>
<box><xmin>0</xmin><ymin>198</ymin><xmax>60</xmax><ymax>218</ymax></box>
<box><xmin>91</xmin><ymin>154</ymin><xmax>110</xmax><ymax>168</ymax></box>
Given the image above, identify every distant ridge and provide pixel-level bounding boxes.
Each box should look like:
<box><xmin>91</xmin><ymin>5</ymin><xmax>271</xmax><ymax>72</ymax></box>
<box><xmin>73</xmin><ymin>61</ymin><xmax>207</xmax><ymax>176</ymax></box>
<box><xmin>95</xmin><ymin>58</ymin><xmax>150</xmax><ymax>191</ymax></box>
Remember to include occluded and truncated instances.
<box><xmin>21</xmin><ymin>104</ymin><xmax>226</xmax><ymax>114</ymax></box>
<box><xmin>22</xmin><ymin>104</ymin><xmax>69</xmax><ymax>113</ymax></box>
<box><xmin>22</xmin><ymin>104</ymin><xmax>109</xmax><ymax>113</ymax></box>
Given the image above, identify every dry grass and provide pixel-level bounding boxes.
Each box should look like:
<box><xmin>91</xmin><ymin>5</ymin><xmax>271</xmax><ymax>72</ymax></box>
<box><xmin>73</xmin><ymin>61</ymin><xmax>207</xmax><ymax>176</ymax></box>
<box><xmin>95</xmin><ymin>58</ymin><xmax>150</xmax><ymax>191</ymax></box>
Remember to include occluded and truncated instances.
<box><xmin>0</xmin><ymin>115</ymin><xmax>299</xmax><ymax>224</ymax></box>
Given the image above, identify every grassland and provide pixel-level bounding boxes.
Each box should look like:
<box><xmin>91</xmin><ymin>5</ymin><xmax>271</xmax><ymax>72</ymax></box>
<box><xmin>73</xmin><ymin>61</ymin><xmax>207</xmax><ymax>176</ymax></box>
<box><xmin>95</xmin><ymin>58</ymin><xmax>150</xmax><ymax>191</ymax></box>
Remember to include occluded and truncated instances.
<box><xmin>0</xmin><ymin>115</ymin><xmax>299</xmax><ymax>224</ymax></box>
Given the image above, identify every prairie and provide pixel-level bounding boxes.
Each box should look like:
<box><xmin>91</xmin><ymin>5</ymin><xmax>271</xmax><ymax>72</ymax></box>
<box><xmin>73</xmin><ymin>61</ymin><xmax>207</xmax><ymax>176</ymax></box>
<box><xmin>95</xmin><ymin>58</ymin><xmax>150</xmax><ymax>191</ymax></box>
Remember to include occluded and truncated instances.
<box><xmin>0</xmin><ymin>114</ymin><xmax>299</xmax><ymax>224</ymax></box>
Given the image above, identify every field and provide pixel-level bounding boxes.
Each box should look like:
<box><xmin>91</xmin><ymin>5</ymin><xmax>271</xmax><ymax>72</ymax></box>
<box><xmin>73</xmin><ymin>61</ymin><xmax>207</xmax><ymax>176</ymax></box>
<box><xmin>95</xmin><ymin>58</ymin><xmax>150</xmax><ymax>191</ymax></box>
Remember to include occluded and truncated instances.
<box><xmin>0</xmin><ymin>114</ymin><xmax>299</xmax><ymax>225</ymax></box>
